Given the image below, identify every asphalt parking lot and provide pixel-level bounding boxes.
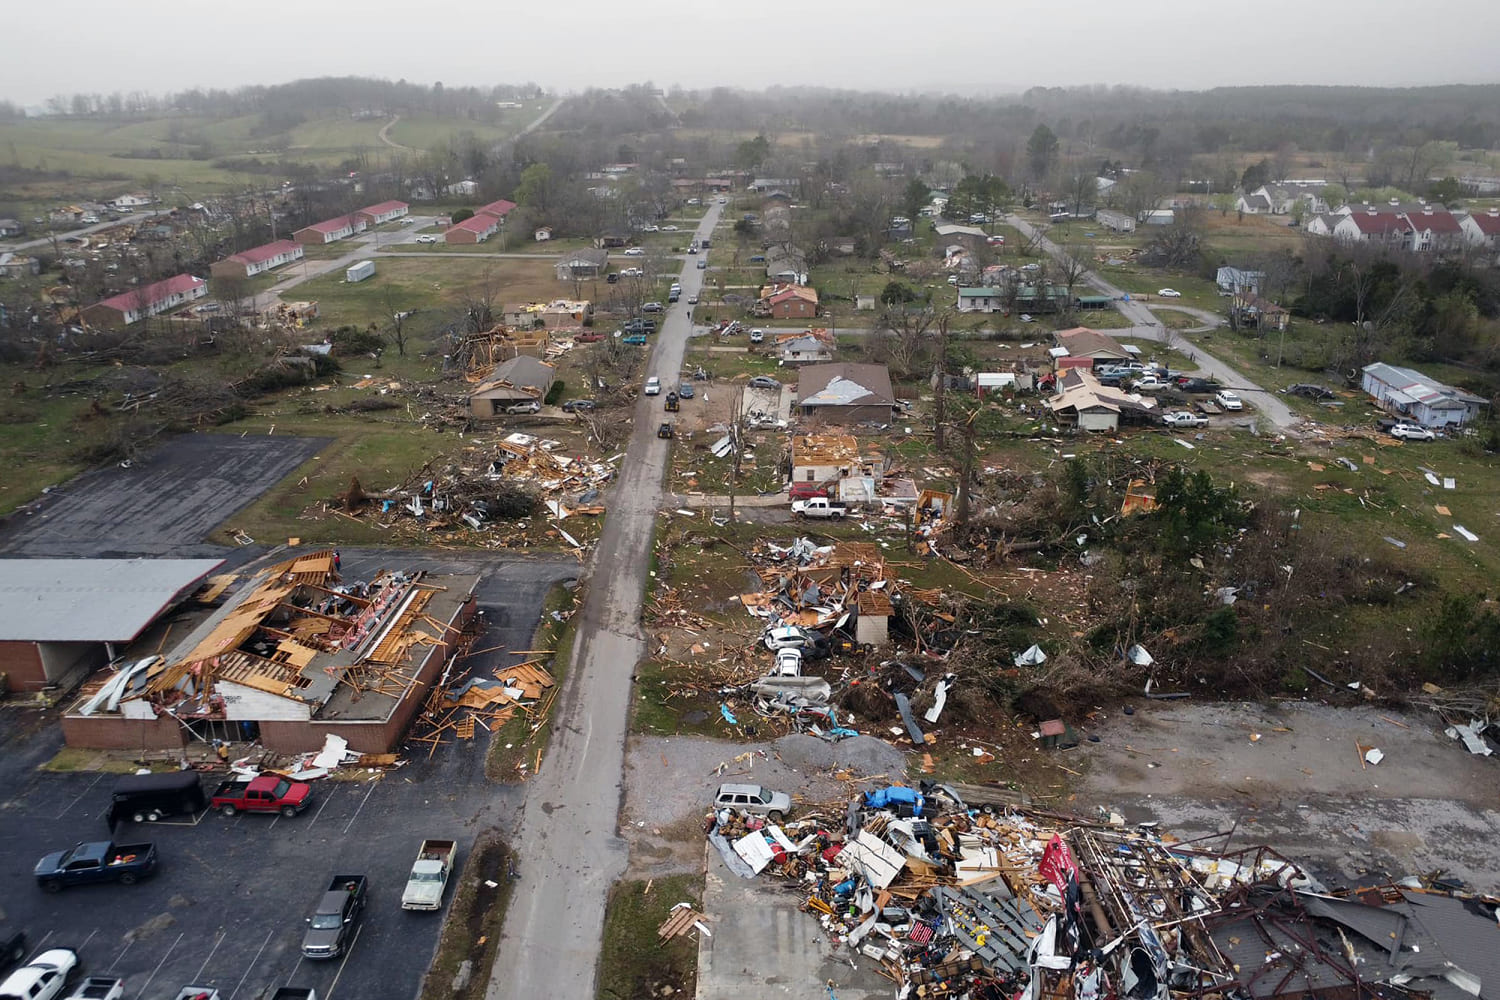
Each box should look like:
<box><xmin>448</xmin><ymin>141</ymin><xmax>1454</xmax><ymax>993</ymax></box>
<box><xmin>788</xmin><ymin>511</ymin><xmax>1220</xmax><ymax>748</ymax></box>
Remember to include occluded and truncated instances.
<box><xmin>0</xmin><ymin>433</ymin><xmax>327</xmax><ymax>558</ymax></box>
<box><xmin>0</xmin><ymin>546</ymin><xmax>578</xmax><ymax>1000</ymax></box>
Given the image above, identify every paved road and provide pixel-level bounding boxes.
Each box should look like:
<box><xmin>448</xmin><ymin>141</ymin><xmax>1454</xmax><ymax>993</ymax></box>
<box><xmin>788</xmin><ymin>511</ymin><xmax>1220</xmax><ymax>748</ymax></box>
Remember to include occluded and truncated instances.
<box><xmin>0</xmin><ymin>210</ymin><xmax>156</xmax><ymax>253</ymax></box>
<box><xmin>483</xmin><ymin>199</ymin><xmax>724</xmax><ymax>1000</ymax></box>
<box><xmin>1005</xmin><ymin>213</ymin><xmax>1300</xmax><ymax>431</ymax></box>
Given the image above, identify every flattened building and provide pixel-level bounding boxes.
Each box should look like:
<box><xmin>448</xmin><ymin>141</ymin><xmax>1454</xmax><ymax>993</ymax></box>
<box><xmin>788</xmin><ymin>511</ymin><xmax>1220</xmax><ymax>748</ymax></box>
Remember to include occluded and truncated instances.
<box><xmin>61</xmin><ymin>551</ymin><xmax>479</xmax><ymax>754</ymax></box>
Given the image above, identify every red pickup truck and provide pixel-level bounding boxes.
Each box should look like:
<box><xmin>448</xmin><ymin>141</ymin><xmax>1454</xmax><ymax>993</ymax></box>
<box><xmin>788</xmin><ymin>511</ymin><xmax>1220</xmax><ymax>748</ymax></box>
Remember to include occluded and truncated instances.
<box><xmin>210</xmin><ymin>776</ymin><xmax>313</xmax><ymax>817</ymax></box>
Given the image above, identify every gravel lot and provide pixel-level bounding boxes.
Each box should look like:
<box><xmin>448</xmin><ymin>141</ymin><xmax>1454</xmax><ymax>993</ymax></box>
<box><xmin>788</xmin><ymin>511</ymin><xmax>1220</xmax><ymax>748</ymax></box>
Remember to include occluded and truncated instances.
<box><xmin>1074</xmin><ymin>700</ymin><xmax>1500</xmax><ymax>891</ymax></box>
<box><xmin>621</xmin><ymin>734</ymin><xmax>906</xmax><ymax>878</ymax></box>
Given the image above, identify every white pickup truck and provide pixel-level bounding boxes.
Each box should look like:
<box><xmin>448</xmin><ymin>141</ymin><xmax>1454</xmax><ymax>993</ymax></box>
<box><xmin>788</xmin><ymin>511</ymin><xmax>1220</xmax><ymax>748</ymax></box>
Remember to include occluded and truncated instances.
<box><xmin>791</xmin><ymin>497</ymin><xmax>847</xmax><ymax>520</ymax></box>
<box><xmin>401</xmin><ymin>838</ymin><xmax>458</xmax><ymax>911</ymax></box>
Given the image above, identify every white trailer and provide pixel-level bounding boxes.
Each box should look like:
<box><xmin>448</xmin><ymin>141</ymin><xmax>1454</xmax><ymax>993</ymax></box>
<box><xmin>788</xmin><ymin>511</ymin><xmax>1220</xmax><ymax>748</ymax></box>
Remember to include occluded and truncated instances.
<box><xmin>346</xmin><ymin>260</ymin><xmax>375</xmax><ymax>283</ymax></box>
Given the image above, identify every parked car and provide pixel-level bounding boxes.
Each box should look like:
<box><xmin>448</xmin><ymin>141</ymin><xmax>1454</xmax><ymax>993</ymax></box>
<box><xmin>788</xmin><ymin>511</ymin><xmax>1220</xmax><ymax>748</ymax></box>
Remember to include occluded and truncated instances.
<box><xmin>35</xmin><ymin>841</ymin><xmax>157</xmax><ymax>892</ymax></box>
<box><xmin>644</xmin><ymin>377</ymin><xmax>661</xmax><ymax>396</ymax></box>
<box><xmin>662</xmin><ymin>225</ymin><xmax>679</xmax><ymax>232</ymax></box>
<box><xmin>606</xmin><ymin>273</ymin><xmax>619</xmax><ymax>284</ymax></box>
<box><xmin>677</xmin><ymin>383</ymin><xmax>694</xmax><ymax>399</ymax></box>
<box><xmin>1157</xmin><ymin>288</ymin><xmax>1182</xmax><ymax>298</ymax></box>
<box><xmin>401</xmin><ymin>840</ymin><xmax>457</xmax><ymax>912</ymax></box>
<box><xmin>575</xmin><ymin>332</ymin><xmax>604</xmax><ymax>343</ymax></box>
<box><xmin>791</xmin><ymin>497</ymin><xmax>847</xmax><ymax>520</ymax></box>
<box><xmin>415</xmin><ymin>234</ymin><xmax>436</xmax><ymax>243</ymax></box>
<box><xmin>1214</xmin><ymin>390</ymin><xmax>1244</xmax><ymax>411</ymax></box>
<box><xmin>788</xmin><ymin>482</ymin><xmax>828</xmax><ymax>501</ymax></box>
<box><xmin>1175</xmin><ymin>377</ymin><xmax>1222</xmax><ymax>394</ymax></box>
<box><xmin>302</xmin><ymin>876</ymin><xmax>367</xmax><ymax>958</ymax></box>
<box><xmin>561</xmin><ymin>399</ymin><xmax>596</xmax><ymax>413</ymax></box>
<box><xmin>0</xmin><ymin>933</ymin><xmax>25</xmax><ymax>977</ymax></box>
<box><xmin>642</xmin><ymin>225</ymin><xmax>659</xmax><ymax>233</ymax></box>
<box><xmin>696</xmin><ymin>260</ymin><xmax>706</xmax><ymax>269</ymax></box>
<box><xmin>63</xmin><ymin>976</ymin><xmax>124</xmax><ymax>1000</ymax></box>
<box><xmin>1389</xmin><ymin>422</ymin><xmax>1436</xmax><ymax>441</ymax></box>
<box><xmin>748</xmin><ymin>375</ymin><xmax>781</xmax><ymax>390</ymax></box>
<box><xmin>620</xmin><ymin>333</ymin><xmax>647</xmax><ymax>345</ymax></box>
<box><xmin>0</xmin><ymin>948</ymin><xmax>77</xmax><ymax>1000</ymax></box>
<box><xmin>748</xmin><ymin>328</ymin><xmax>764</xmax><ymax>343</ymax></box>
<box><xmin>641</xmin><ymin>302</ymin><xmax>663</xmax><ymax>313</ymax></box>
<box><xmin>210</xmin><ymin>776</ymin><xmax>313</xmax><ymax>817</ymax></box>
<box><xmin>687</xmin><ymin>293</ymin><xmax>699</xmax><ymax>303</ymax></box>
<box><xmin>713</xmin><ymin>784</ymin><xmax>792</xmax><ymax>823</ymax></box>
<box><xmin>687</xmin><ymin>246</ymin><xmax>698</xmax><ymax>254</ymax></box>
<box><xmin>657</xmin><ymin>422</ymin><xmax>675</xmax><ymax>439</ymax></box>
<box><xmin>1162</xmin><ymin>410</ymin><xmax>1208</xmax><ymax>429</ymax></box>
<box><xmin>623</xmin><ymin>247</ymin><xmax>645</xmax><ymax>256</ymax></box>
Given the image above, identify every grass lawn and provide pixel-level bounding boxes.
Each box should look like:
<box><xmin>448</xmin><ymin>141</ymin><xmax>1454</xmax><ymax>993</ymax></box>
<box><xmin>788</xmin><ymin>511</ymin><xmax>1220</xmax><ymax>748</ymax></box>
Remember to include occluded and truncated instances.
<box><xmin>597</xmin><ymin>876</ymin><xmax>702</xmax><ymax>1000</ymax></box>
<box><xmin>486</xmin><ymin>581</ymin><xmax>580</xmax><ymax>781</ymax></box>
<box><xmin>297</xmin><ymin>256</ymin><xmax>559</xmax><ymax>329</ymax></box>
<box><xmin>419</xmin><ymin>830</ymin><xmax>513</xmax><ymax>1000</ymax></box>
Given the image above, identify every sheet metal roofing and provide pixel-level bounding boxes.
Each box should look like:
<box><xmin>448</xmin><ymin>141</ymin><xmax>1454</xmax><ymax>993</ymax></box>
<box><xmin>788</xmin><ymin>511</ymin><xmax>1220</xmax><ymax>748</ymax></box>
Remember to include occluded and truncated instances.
<box><xmin>0</xmin><ymin>558</ymin><xmax>223</xmax><ymax>642</ymax></box>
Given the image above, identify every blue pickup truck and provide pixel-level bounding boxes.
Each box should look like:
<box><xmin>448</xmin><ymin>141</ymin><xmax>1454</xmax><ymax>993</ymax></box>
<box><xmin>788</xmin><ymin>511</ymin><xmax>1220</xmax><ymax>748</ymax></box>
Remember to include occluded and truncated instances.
<box><xmin>35</xmin><ymin>840</ymin><xmax>158</xmax><ymax>893</ymax></box>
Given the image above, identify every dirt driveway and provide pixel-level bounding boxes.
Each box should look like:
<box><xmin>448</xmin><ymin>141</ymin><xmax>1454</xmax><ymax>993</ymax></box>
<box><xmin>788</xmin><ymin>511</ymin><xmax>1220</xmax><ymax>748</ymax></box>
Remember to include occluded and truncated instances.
<box><xmin>1074</xmin><ymin>700</ymin><xmax>1500</xmax><ymax>890</ymax></box>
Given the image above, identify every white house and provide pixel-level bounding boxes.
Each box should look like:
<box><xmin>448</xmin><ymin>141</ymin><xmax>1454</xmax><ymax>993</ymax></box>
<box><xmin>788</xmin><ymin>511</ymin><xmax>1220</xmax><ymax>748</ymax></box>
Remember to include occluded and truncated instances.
<box><xmin>1361</xmin><ymin>363</ymin><xmax>1486</xmax><ymax>428</ymax></box>
<box><xmin>1305</xmin><ymin>214</ymin><xmax>1341</xmax><ymax>237</ymax></box>
<box><xmin>210</xmin><ymin>239</ymin><xmax>304</xmax><ymax>280</ymax></box>
<box><xmin>112</xmin><ymin>193</ymin><xmax>154</xmax><ymax>210</ymax></box>
<box><xmin>1215</xmin><ymin>267</ymin><xmax>1263</xmax><ymax>295</ymax></box>
<box><xmin>1459</xmin><ymin>208</ymin><xmax>1500</xmax><ymax>250</ymax></box>
<box><xmin>957</xmin><ymin>287</ymin><xmax>1005</xmax><ymax>313</ymax></box>
<box><xmin>534</xmin><ymin>227</ymin><xmax>553</xmax><ymax>242</ymax></box>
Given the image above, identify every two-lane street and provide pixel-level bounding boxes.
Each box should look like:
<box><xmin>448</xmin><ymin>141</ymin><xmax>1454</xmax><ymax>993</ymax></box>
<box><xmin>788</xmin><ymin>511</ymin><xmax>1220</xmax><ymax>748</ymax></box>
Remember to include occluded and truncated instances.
<box><xmin>483</xmin><ymin>201</ymin><xmax>724</xmax><ymax>1000</ymax></box>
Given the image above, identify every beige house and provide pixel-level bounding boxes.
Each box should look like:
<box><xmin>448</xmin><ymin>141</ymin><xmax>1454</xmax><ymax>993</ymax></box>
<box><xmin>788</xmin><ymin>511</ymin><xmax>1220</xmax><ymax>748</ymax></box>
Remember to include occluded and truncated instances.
<box><xmin>468</xmin><ymin>356</ymin><xmax>557</xmax><ymax>417</ymax></box>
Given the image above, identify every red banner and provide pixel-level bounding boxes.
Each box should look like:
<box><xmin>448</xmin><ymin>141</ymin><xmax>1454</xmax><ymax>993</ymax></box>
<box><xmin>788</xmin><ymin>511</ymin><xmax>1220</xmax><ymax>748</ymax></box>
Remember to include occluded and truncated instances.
<box><xmin>1038</xmin><ymin>833</ymin><xmax>1079</xmax><ymax>894</ymax></box>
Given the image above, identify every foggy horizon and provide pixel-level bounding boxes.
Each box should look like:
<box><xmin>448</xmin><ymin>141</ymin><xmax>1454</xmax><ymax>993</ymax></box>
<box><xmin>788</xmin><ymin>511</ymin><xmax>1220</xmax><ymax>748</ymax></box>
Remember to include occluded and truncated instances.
<box><xmin>5</xmin><ymin>0</ymin><xmax>1498</xmax><ymax>108</ymax></box>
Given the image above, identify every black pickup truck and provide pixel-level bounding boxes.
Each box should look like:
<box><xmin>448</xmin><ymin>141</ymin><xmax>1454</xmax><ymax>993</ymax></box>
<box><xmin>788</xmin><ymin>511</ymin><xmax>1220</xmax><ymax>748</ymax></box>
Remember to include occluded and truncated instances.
<box><xmin>34</xmin><ymin>840</ymin><xmax>157</xmax><ymax>892</ymax></box>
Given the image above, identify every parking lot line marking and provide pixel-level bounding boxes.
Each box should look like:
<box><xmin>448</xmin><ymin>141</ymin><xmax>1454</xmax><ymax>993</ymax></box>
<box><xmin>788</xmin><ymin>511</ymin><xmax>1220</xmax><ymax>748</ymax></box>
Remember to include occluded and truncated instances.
<box><xmin>107</xmin><ymin>939</ymin><xmax>133</xmax><ymax>972</ymax></box>
<box><xmin>307</xmin><ymin>786</ymin><xmax>339</xmax><ymax>827</ymax></box>
<box><xmin>323</xmin><ymin>924</ymin><xmax>363</xmax><ymax>1000</ymax></box>
<box><xmin>194</xmin><ymin>928</ymin><xmax>227</xmax><ymax>982</ymax></box>
<box><xmin>228</xmin><ymin>928</ymin><xmax>275</xmax><ymax>1000</ymax></box>
<box><xmin>77</xmin><ymin>927</ymin><xmax>99</xmax><ymax>953</ymax></box>
<box><xmin>137</xmin><ymin>931</ymin><xmax>185</xmax><ymax>998</ymax></box>
<box><xmin>36</xmin><ymin>930</ymin><xmax>56</xmax><ymax>950</ymax></box>
<box><xmin>342</xmin><ymin>782</ymin><xmax>378</xmax><ymax>835</ymax></box>
<box><xmin>55</xmin><ymin>773</ymin><xmax>104</xmax><ymax>819</ymax></box>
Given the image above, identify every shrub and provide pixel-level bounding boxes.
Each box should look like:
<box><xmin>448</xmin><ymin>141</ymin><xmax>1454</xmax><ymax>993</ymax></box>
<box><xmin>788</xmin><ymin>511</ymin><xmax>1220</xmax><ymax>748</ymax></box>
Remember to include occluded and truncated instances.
<box><xmin>544</xmin><ymin>379</ymin><xmax>565</xmax><ymax>405</ymax></box>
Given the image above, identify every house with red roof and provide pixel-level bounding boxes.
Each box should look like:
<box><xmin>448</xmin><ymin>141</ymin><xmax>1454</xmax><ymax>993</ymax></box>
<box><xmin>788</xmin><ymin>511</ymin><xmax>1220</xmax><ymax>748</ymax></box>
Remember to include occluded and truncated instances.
<box><xmin>82</xmin><ymin>274</ymin><xmax>207</xmax><ymax>328</ymax></box>
<box><xmin>475</xmin><ymin>199</ymin><xmax>517</xmax><ymax>221</ymax></box>
<box><xmin>1332</xmin><ymin>210</ymin><xmax>1414</xmax><ymax>248</ymax></box>
<box><xmin>210</xmin><ymin>239</ymin><xmax>305</xmax><ymax>280</ymax></box>
<box><xmin>293</xmin><ymin>214</ymin><xmax>367</xmax><ymax>245</ymax></box>
<box><xmin>445</xmin><ymin>214</ymin><xmax>500</xmax><ymax>245</ymax></box>
<box><xmin>355</xmin><ymin>200</ymin><xmax>409</xmax><ymax>227</ymax></box>
<box><xmin>1403</xmin><ymin>207</ymin><xmax>1463</xmax><ymax>252</ymax></box>
<box><xmin>1460</xmin><ymin>208</ymin><xmax>1500</xmax><ymax>251</ymax></box>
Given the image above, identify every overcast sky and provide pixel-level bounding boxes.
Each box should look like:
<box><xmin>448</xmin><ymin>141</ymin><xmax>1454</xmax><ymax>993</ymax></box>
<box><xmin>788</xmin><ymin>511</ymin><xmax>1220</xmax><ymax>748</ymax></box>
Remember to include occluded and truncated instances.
<box><xmin>5</xmin><ymin>0</ymin><xmax>1499</xmax><ymax>106</ymax></box>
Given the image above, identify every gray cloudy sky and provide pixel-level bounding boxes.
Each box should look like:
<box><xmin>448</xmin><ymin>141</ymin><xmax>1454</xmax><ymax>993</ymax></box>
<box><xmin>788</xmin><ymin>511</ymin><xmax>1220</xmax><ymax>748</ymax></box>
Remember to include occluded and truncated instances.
<box><xmin>5</xmin><ymin>0</ymin><xmax>1498</xmax><ymax>105</ymax></box>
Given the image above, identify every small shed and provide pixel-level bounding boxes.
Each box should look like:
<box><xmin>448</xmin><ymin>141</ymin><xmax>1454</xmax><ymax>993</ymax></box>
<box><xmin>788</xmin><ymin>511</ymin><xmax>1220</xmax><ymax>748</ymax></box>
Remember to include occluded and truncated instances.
<box><xmin>855</xmin><ymin>590</ymin><xmax>893</xmax><ymax>646</ymax></box>
<box><xmin>346</xmin><ymin>260</ymin><xmax>375</xmax><ymax>283</ymax></box>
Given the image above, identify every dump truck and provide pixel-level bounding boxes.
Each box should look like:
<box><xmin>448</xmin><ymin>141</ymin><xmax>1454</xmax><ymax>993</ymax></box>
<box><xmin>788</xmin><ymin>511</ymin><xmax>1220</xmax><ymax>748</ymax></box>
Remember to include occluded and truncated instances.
<box><xmin>401</xmin><ymin>839</ymin><xmax>457</xmax><ymax>911</ymax></box>
<box><xmin>301</xmin><ymin>875</ymin><xmax>367</xmax><ymax>959</ymax></box>
<box><xmin>35</xmin><ymin>841</ymin><xmax>157</xmax><ymax>892</ymax></box>
<box><xmin>210</xmin><ymin>775</ymin><xmax>313</xmax><ymax>817</ymax></box>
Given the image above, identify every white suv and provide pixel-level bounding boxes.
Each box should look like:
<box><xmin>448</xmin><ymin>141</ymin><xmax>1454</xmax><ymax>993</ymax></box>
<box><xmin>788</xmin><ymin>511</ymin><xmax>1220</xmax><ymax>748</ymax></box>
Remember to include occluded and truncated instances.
<box><xmin>714</xmin><ymin>784</ymin><xmax>792</xmax><ymax>822</ymax></box>
<box><xmin>1389</xmin><ymin>423</ymin><xmax>1435</xmax><ymax>441</ymax></box>
<box><xmin>644</xmin><ymin>377</ymin><xmax>661</xmax><ymax>396</ymax></box>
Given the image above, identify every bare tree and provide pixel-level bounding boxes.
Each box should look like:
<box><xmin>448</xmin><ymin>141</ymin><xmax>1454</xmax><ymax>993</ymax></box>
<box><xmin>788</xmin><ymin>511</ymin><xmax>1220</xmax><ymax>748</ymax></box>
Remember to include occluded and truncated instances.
<box><xmin>380</xmin><ymin>285</ymin><xmax>412</xmax><ymax>356</ymax></box>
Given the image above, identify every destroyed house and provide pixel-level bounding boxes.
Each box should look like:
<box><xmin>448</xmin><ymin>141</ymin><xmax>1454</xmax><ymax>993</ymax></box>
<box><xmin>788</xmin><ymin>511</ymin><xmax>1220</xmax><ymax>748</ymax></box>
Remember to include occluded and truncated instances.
<box><xmin>469</xmin><ymin>355</ymin><xmax>557</xmax><ymax>417</ymax></box>
<box><xmin>0</xmin><ymin>558</ymin><xmax>223</xmax><ymax>695</ymax></box>
<box><xmin>61</xmin><ymin>551</ymin><xmax>479</xmax><ymax>754</ymax></box>
<box><xmin>795</xmin><ymin>363</ymin><xmax>895</xmax><ymax>424</ymax></box>
<box><xmin>789</xmin><ymin>434</ymin><xmax>884</xmax><ymax>485</ymax></box>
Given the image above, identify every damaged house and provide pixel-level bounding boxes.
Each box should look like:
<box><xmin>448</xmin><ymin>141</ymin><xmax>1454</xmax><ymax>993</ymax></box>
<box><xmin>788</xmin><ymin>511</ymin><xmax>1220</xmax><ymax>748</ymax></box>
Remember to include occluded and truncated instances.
<box><xmin>796</xmin><ymin>363</ymin><xmax>896</xmax><ymax>425</ymax></box>
<box><xmin>61</xmin><ymin>551</ymin><xmax>479</xmax><ymax>754</ymax></box>
<box><xmin>468</xmin><ymin>356</ymin><xmax>558</xmax><ymax>417</ymax></box>
<box><xmin>1046</xmin><ymin>369</ymin><xmax>1158</xmax><ymax>432</ymax></box>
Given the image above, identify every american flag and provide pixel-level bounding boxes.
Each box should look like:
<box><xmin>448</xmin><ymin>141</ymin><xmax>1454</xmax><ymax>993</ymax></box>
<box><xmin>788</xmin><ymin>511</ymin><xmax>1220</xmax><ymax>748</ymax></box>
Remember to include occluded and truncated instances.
<box><xmin>908</xmin><ymin>920</ymin><xmax>935</xmax><ymax>944</ymax></box>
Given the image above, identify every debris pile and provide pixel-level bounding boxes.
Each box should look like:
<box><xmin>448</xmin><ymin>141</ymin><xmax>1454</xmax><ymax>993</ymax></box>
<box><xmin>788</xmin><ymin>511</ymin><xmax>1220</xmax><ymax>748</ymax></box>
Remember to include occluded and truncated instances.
<box><xmin>334</xmin><ymin>434</ymin><xmax>619</xmax><ymax>549</ymax></box>
<box><xmin>409</xmin><ymin>656</ymin><xmax>558</xmax><ymax>760</ymax></box>
<box><xmin>707</xmin><ymin>785</ymin><xmax>1500</xmax><ymax>1000</ymax></box>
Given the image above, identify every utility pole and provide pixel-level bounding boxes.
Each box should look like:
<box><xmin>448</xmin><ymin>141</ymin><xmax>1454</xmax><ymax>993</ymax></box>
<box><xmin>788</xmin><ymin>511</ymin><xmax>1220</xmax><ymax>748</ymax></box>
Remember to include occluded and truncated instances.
<box><xmin>727</xmin><ymin>386</ymin><xmax>745</xmax><ymax>522</ymax></box>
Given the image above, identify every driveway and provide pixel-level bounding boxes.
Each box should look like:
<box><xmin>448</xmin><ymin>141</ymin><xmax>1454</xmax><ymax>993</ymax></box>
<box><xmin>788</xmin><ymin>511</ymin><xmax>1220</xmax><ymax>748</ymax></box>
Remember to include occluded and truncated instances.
<box><xmin>0</xmin><ymin>433</ymin><xmax>326</xmax><ymax>558</ymax></box>
<box><xmin>0</xmin><ymin>547</ymin><xmax>574</xmax><ymax>1000</ymax></box>
<box><xmin>483</xmin><ymin>199</ymin><xmax>727</xmax><ymax>1000</ymax></box>
<box><xmin>1004</xmin><ymin>213</ymin><xmax>1299</xmax><ymax>431</ymax></box>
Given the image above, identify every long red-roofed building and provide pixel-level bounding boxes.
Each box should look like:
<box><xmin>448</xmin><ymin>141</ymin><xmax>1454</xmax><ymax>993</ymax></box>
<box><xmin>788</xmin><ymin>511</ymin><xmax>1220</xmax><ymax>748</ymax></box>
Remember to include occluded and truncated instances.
<box><xmin>210</xmin><ymin>239</ymin><xmax>304</xmax><ymax>279</ymax></box>
<box><xmin>293</xmin><ymin>214</ymin><xmax>367</xmax><ymax>245</ymax></box>
<box><xmin>355</xmin><ymin>200</ymin><xmax>409</xmax><ymax>226</ymax></box>
<box><xmin>82</xmin><ymin>274</ymin><xmax>207</xmax><ymax>328</ymax></box>
<box><xmin>475</xmin><ymin>199</ymin><xmax>517</xmax><ymax>221</ymax></box>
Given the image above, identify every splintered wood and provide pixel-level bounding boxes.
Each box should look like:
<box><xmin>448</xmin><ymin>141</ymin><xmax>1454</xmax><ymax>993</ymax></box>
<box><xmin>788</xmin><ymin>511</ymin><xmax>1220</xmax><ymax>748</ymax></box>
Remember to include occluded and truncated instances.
<box><xmin>408</xmin><ymin>658</ymin><xmax>558</xmax><ymax>753</ymax></box>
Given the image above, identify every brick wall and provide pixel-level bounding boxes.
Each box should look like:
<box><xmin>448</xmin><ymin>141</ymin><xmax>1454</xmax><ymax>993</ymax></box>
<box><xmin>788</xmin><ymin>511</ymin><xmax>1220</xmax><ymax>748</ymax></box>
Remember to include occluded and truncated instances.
<box><xmin>0</xmin><ymin>641</ymin><xmax>45</xmax><ymax>690</ymax></box>
<box><xmin>61</xmin><ymin>713</ymin><xmax>184</xmax><ymax>750</ymax></box>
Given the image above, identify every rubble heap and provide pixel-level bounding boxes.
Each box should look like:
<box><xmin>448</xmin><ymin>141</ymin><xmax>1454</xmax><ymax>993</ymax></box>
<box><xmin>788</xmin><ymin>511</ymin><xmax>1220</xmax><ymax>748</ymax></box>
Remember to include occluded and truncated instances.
<box><xmin>707</xmin><ymin>784</ymin><xmax>1500</xmax><ymax>1000</ymax></box>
